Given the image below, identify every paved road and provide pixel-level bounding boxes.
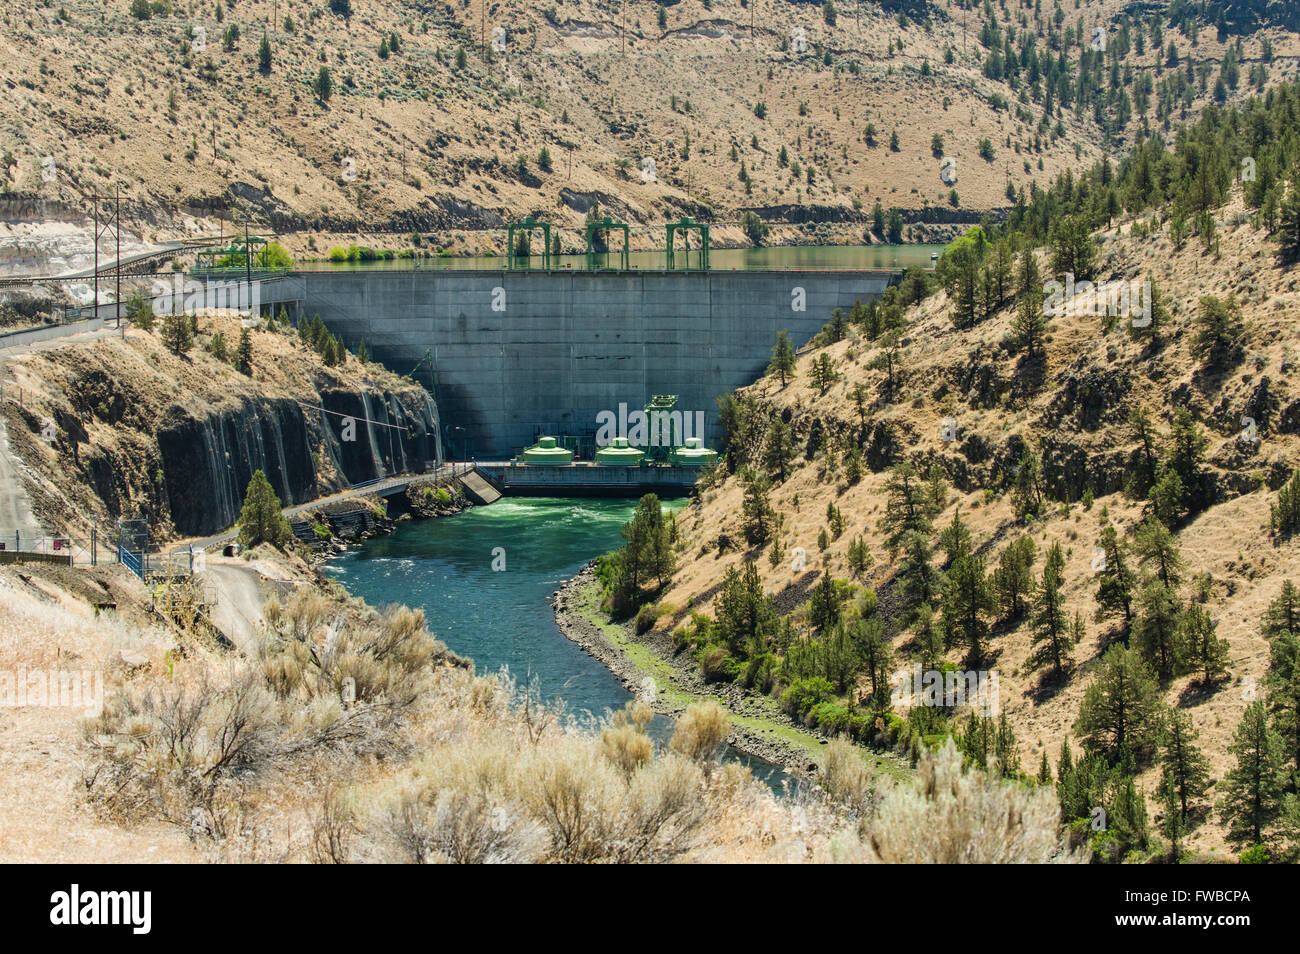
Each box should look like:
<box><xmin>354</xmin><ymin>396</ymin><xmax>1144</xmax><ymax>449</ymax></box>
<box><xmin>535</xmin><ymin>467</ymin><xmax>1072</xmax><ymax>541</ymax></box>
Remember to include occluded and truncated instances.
<box><xmin>0</xmin><ymin>415</ymin><xmax>40</xmax><ymax>539</ymax></box>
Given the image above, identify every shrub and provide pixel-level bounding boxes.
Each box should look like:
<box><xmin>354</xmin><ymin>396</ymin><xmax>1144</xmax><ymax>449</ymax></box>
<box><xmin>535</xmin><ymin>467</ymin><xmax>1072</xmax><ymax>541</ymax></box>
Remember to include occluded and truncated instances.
<box><xmin>669</xmin><ymin>701</ymin><xmax>729</xmax><ymax>767</ymax></box>
<box><xmin>780</xmin><ymin>677</ymin><xmax>834</xmax><ymax>716</ymax></box>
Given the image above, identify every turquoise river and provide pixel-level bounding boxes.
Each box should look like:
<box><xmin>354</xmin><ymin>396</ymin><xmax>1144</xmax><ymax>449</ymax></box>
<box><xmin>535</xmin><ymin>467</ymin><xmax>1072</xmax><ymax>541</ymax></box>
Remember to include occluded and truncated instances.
<box><xmin>324</xmin><ymin>497</ymin><xmax>791</xmax><ymax>788</ymax></box>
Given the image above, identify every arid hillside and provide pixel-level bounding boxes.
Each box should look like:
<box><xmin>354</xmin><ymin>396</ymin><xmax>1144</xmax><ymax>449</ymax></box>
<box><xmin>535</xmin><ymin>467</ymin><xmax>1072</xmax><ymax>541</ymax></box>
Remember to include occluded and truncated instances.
<box><xmin>3</xmin><ymin>309</ymin><xmax>439</xmax><ymax>539</ymax></box>
<box><xmin>651</xmin><ymin>186</ymin><xmax>1300</xmax><ymax>856</ymax></box>
<box><xmin>3</xmin><ymin>0</ymin><xmax>1296</xmax><ymax>256</ymax></box>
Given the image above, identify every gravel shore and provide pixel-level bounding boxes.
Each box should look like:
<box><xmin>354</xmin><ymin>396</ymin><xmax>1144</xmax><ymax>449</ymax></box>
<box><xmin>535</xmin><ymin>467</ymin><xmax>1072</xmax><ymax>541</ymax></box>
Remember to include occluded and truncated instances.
<box><xmin>551</xmin><ymin>563</ymin><xmax>828</xmax><ymax>777</ymax></box>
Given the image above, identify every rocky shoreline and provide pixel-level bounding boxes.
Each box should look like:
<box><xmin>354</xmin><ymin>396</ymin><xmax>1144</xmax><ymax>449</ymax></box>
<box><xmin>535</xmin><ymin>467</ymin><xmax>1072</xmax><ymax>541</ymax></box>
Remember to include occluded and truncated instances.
<box><xmin>551</xmin><ymin>564</ymin><xmax>831</xmax><ymax>778</ymax></box>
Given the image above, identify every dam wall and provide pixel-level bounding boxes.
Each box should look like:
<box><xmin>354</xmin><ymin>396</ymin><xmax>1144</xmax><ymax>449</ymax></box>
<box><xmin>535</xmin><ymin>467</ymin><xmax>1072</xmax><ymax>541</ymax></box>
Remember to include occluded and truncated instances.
<box><xmin>274</xmin><ymin>269</ymin><xmax>897</xmax><ymax>458</ymax></box>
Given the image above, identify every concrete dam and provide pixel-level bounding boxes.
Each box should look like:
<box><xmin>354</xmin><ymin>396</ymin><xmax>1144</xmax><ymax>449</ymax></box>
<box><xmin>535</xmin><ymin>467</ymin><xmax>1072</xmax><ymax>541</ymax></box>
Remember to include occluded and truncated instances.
<box><xmin>264</xmin><ymin>268</ymin><xmax>898</xmax><ymax>459</ymax></box>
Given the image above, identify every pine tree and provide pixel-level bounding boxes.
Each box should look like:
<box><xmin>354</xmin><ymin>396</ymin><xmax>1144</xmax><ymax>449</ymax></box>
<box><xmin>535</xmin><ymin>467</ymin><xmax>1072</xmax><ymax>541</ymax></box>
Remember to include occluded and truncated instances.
<box><xmin>877</xmin><ymin>462</ymin><xmax>937</xmax><ymax>556</ymax></box>
<box><xmin>762</xmin><ymin>417</ymin><xmax>798</xmax><ymax>482</ymax></box>
<box><xmin>1094</xmin><ymin>524</ymin><xmax>1137</xmax><ymax>630</ymax></box>
<box><xmin>937</xmin><ymin>508</ymin><xmax>972</xmax><ymax>565</ymax></box>
<box><xmin>235</xmin><ymin>327</ymin><xmax>253</xmax><ymax>375</ymax></box>
<box><xmin>1263</xmin><ymin>581</ymin><xmax>1300</xmax><ymax>641</ymax></box>
<box><xmin>1132</xmin><ymin>580</ymin><xmax>1187</xmax><ymax>680</ymax></box>
<box><xmin>237</xmin><ymin>470</ymin><xmax>292</xmax><ymax>549</ymax></box>
<box><xmin>313</xmin><ymin>65</ymin><xmax>333</xmax><ymax>102</ymax></box>
<box><xmin>765</xmin><ymin>329</ymin><xmax>796</xmax><ymax>387</ymax></box>
<box><xmin>1218</xmin><ymin>701</ymin><xmax>1285</xmax><ymax>846</ymax></box>
<box><xmin>850</xmin><ymin>616</ymin><xmax>892</xmax><ymax>706</ymax></box>
<box><xmin>740</xmin><ymin>468</ymin><xmax>775</xmax><ymax>544</ymax></box>
<box><xmin>1272</xmin><ymin>468</ymin><xmax>1300</xmax><ymax>537</ymax></box>
<box><xmin>898</xmin><ymin>530</ymin><xmax>941</xmax><ymax>617</ymax></box>
<box><xmin>1181</xmin><ymin>603</ymin><xmax>1230</xmax><ymax>686</ymax></box>
<box><xmin>1013</xmin><ymin>246</ymin><xmax>1045</xmax><ymax>356</ymax></box>
<box><xmin>161</xmin><ymin>308</ymin><xmax>193</xmax><ymax>355</ymax></box>
<box><xmin>1037</xmin><ymin>750</ymin><xmax>1053</xmax><ymax>785</ymax></box>
<box><xmin>128</xmin><ymin>292</ymin><xmax>155</xmax><ymax>332</ymax></box>
<box><xmin>1126</xmin><ymin>405</ymin><xmax>1161</xmax><ymax>498</ymax></box>
<box><xmin>941</xmin><ymin>552</ymin><xmax>994</xmax><ymax>666</ymax></box>
<box><xmin>356</xmin><ymin>338</ymin><xmax>369</xmax><ymax>363</ymax></box>
<box><xmin>715</xmin><ymin>561</ymin><xmax>776</xmax><ymax>656</ymax></box>
<box><xmin>1191</xmin><ymin>294</ymin><xmax>1245</xmax><ymax>368</ymax></box>
<box><xmin>258</xmin><ymin>33</ymin><xmax>272</xmax><ymax>73</ymax></box>
<box><xmin>1012</xmin><ymin>446</ymin><xmax>1047</xmax><ymax>518</ymax></box>
<box><xmin>1158</xmin><ymin>709</ymin><xmax>1212</xmax><ymax>825</ymax></box>
<box><xmin>1029</xmin><ymin>542</ymin><xmax>1074</xmax><ymax>674</ymax></box>
<box><xmin>993</xmin><ymin>534</ymin><xmax>1036</xmax><ymax>620</ymax></box>
<box><xmin>1134</xmin><ymin>518</ymin><xmax>1184</xmax><ymax>589</ymax></box>
<box><xmin>846</xmin><ymin>535</ymin><xmax>871</xmax><ymax>578</ymax></box>
<box><xmin>1075</xmin><ymin>644</ymin><xmax>1164</xmax><ymax>768</ymax></box>
<box><xmin>809</xmin><ymin>353</ymin><xmax>838</xmax><ymax>393</ymax></box>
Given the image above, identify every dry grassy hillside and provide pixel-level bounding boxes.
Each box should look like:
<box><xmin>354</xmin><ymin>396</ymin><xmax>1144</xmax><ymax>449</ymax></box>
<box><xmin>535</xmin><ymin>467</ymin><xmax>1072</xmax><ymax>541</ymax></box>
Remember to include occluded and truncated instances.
<box><xmin>3</xmin><ymin>0</ymin><xmax>1294</xmax><ymax>253</ymax></box>
<box><xmin>658</xmin><ymin>190</ymin><xmax>1300</xmax><ymax>855</ymax></box>
<box><xmin>2</xmin><ymin>310</ymin><xmax>433</xmax><ymax>539</ymax></box>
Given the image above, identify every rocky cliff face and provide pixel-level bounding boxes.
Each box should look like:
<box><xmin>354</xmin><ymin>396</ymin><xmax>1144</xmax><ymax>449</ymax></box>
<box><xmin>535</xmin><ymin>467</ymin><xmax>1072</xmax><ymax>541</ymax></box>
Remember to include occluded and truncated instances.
<box><xmin>3</xmin><ymin>314</ymin><xmax>440</xmax><ymax>539</ymax></box>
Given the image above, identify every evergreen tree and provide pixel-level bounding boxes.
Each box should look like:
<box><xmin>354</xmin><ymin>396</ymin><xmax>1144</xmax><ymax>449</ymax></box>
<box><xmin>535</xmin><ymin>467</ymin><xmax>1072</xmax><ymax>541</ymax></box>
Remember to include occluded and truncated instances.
<box><xmin>768</xmin><ymin>329</ymin><xmax>796</xmax><ymax>386</ymax></box>
<box><xmin>1029</xmin><ymin>542</ymin><xmax>1074</xmax><ymax>674</ymax></box>
<box><xmin>1094</xmin><ymin>524</ymin><xmax>1137</xmax><ymax>631</ymax></box>
<box><xmin>762</xmin><ymin>417</ymin><xmax>798</xmax><ymax>482</ymax></box>
<box><xmin>1181</xmin><ymin>603</ymin><xmax>1230</xmax><ymax>686</ymax></box>
<box><xmin>993</xmin><ymin>534</ymin><xmax>1037</xmax><ymax>621</ymax></box>
<box><xmin>1191</xmin><ymin>294</ymin><xmax>1245</xmax><ymax>368</ymax></box>
<box><xmin>1012</xmin><ymin>446</ymin><xmax>1047</xmax><ymax>518</ymax></box>
<box><xmin>714</xmin><ymin>560</ymin><xmax>777</xmax><ymax>658</ymax></box>
<box><xmin>877</xmin><ymin>462</ymin><xmax>938</xmax><ymax>556</ymax></box>
<box><xmin>1218</xmin><ymin>701</ymin><xmax>1285</xmax><ymax>846</ymax></box>
<box><xmin>1272</xmin><ymin>468</ymin><xmax>1300</xmax><ymax>537</ymax></box>
<box><xmin>1263</xmin><ymin>581</ymin><xmax>1300</xmax><ymax>641</ymax></box>
<box><xmin>1013</xmin><ymin>247</ymin><xmax>1046</xmax><ymax>356</ymax></box>
<box><xmin>1126</xmin><ymin>406</ymin><xmax>1161</xmax><ymax>499</ymax></box>
<box><xmin>237</xmin><ymin>470</ymin><xmax>292</xmax><ymax>549</ymax></box>
<box><xmin>850</xmin><ymin>616</ymin><xmax>892</xmax><ymax>706</ymax></box>
<box><xmin>313</xmin><ymin>65</ymin><xmax>333</xmax><ymax>102</ymax></box>
<box><xmin>1158</xmin><ymin>709</ymin><xmax>1212</xmax><ymax>825</ymax></box>
<box><xmin>161</xmin><ymin>308</ymin><xmax>193</xmax><ymax>355</ymax></box>
<box><xmin>740</xmin><ymin>468</ymin><xmax>775</xmax><ymax>544</ymax></box>
<box><xmin>1134</xmin><ymin>518</ymin><xmax>1184</xmax><ymax>589</ymax></box>
<box><xmin>257</xmin><ymin>33</ymin><xmax>272</xmax><ymax>73</ymax></box>
<box><xmin>808</xmin><ymin>572</ymin><xmax>846</xmax><ymax>632</ymax></box>
<box><xmin>1132</xmin><ymin>580</ymin><xmax>1187</xmax><ymax>680</ymax></box>
<box><xmin>235</xmin><ymin>327</ymin><xmax>253</xmax><ymax>375</ymax></box>
<box><xmin>937</xmin><ymin>508</ymin><xmax>972</xmax><ymax>565</ymax></box>
<box><xmin>128</xmin><ymin>292</ymin><xmax>155</xmax><ymax>332</ymax></box>
<box><xmin>1075</xmin><ymin>644</ymin><xmax>1164</xmax><ymax>768</ymax></box>
<box><xmin>941</xmin><ymin>551</ymin><xmax>995</xmax><ymax>666</ymax></box>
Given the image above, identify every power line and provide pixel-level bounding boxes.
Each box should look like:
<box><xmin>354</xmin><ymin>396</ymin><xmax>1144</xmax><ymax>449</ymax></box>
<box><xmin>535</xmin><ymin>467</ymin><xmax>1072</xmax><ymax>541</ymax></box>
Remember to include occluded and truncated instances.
<box><xmin>295</xmin><ymin>401</ymin><xmax>411</xmax><ymax>433</ymax></box>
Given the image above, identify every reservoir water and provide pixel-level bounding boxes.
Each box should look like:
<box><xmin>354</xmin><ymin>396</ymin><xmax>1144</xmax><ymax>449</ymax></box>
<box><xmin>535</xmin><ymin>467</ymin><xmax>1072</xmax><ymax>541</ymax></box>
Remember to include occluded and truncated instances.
<box><xmin>324</xmin><ymin>497</ymin><xmax>791</xmax><ymax>788</ymax></box>
<box><xmin>307</xmin><ymin>243</ymin><xmax>944</xmax><ymax>273</ymax></box>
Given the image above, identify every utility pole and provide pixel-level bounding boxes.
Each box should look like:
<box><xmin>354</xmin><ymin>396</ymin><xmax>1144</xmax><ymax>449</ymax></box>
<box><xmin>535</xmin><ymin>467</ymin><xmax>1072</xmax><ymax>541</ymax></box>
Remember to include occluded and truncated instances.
<box><xmin>92</xmin><ymin>199</ymin><xmax>99</xmax><ymax>323</ymax></box>
<box><xmin>245</xmin><ymin>220</ymin><xmax>252</xmax><ymax>287</ymax></box>
<box><xmin>114</xmin><ymin>185</ymin><xmax>121</xmax><ymax>327</ymax></box>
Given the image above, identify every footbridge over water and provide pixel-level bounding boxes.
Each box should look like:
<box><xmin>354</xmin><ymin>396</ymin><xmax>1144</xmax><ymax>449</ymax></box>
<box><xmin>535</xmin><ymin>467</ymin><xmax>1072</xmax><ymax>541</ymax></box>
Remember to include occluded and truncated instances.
<box><xmin>254</xmin><ymin>268</ymin><xmax>899</xmax><ymax>459</ymax></box>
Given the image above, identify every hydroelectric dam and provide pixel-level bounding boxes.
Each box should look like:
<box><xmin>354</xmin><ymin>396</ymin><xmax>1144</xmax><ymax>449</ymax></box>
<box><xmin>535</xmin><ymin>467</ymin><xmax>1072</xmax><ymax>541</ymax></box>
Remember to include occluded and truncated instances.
<box><xmin>257</xmin><ymin>268</ymin><xmax>900</xmax><ymax>459</ymax></box>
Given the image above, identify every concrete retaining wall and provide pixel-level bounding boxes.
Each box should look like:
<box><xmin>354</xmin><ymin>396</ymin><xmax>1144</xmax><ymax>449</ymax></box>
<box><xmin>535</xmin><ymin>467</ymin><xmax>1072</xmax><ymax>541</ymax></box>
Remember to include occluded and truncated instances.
<box><xmin>264</xmin><ymin>269</ymin><xmax>896</xmax><ymax>458</ymax></box>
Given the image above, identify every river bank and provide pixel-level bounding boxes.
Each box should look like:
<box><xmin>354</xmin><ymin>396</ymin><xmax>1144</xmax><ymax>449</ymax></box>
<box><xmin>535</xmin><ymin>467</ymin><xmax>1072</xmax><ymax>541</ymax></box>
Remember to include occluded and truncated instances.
<box><xmin>552</xmin><ymin>563</ymin><xmax>912</xmax><ymax>784</ymax></box>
